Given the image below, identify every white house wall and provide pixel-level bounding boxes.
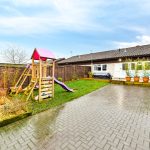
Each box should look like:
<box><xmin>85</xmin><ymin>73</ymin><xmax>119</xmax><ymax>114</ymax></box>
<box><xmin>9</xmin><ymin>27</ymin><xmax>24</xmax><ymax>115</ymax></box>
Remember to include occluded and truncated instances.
<box><xmin>92</xmin><ymin>63</ymin><xmax>116</xmax><ymax>77</ymax></box>
<box><xmin>113</xmin><ymin>63</ymin><xmax>126</xmax><ymax>78</ymax></box>
<box><xmin>107</xmin><ymin>63</ymin><xmax>115</xmax><ymax>76</ymax></box>
<box><xmin>91</xmin><ymin>61</ymin><xmax>150</xmax><ymax>79</ymax></box>
<box><xmin>92</xmin><ymin>63</ymin><xmax>126</xmax><ymax>78</ymax></box>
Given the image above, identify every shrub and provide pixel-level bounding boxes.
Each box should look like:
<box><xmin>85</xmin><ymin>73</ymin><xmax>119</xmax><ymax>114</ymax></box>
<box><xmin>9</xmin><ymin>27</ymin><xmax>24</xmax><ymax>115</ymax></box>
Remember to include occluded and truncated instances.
<box><xmin>88</xmin><ymin>72</ymin><xmax>93</xmax><ymax>78</ymax></box>
<box><xmin>58</xmin><ymin>77</ymin><xmax>63</xmax><ymax>81</ymax></box>
<box><xmin>72</xmin><ymin>74</ymin><xmax>79</xmax><ymax>80</ymax></box>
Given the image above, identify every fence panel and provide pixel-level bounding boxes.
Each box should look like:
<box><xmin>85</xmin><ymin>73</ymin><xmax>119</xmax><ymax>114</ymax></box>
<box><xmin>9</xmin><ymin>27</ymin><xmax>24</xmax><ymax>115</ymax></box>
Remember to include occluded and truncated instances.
<box><xmin>0</xmin><ymin>64</ymin><xmax>91</xmax><ymax>88</ymax></box>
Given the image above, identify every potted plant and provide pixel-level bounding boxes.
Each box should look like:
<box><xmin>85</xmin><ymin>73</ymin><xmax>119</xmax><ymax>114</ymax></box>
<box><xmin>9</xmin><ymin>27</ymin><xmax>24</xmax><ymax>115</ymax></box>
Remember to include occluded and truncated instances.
<box><xmin>143</xmin><ymin>72</ymin><xmax>149</xmax><ymax>83</ymax></box>
<box><xmin>134</xmin><ymin>62</ymin><xmax>140</xmax><ymax>82</ymax></box>
<box><xmin>143</xmin><ymin>62</ymin><xmax>149</xmax><ymax>83</ymax></box>
<box><xmin>125</xmin><ymin>70</ymin><xmax>131</xmax><ymax>81</ymax></box>
<box><xmin>125</xmin><ymin>63</ymin><xmax>131</xmax><ymax>81</ymax></box>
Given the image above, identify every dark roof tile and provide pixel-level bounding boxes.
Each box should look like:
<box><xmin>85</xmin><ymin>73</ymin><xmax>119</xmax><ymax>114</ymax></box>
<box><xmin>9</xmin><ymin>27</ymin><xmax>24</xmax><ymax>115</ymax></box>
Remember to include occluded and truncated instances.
<box><xmin>59</xmin><ymin>44</ymin><xmax>150</xmax><ymax>64</ymax></box>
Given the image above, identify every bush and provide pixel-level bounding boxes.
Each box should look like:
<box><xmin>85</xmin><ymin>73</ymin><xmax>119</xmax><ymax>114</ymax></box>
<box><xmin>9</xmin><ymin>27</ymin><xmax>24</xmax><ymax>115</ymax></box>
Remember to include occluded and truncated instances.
<box><xmin>72</xmin><ymin>74</ymin><xmax>79</xmax><ymax>80</ymax></box>
<box><xmin>88</xmin><ymin>72</ymin><xmax>93</xmax><ymax>78</ymax></box>
<box><xmin>58</xmin><ymin>77</ymin><xmax>63</xmax><ymax>81</ymax></box>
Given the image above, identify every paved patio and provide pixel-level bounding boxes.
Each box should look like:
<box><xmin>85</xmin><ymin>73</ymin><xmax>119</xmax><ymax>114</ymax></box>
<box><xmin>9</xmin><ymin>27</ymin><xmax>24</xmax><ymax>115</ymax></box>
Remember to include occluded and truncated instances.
<box><xmin>1</xmin><ymin>84</ymin><xmax>150</xmax><ymax>150</ymax></box>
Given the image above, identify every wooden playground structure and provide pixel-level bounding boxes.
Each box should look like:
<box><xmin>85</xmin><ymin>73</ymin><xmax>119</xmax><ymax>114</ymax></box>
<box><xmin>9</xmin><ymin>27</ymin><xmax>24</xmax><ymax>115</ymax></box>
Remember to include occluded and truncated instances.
<box><xmin>10</xmin><ymin>48</ymin><xmax>56</xmax><ymax>101</ymax></box>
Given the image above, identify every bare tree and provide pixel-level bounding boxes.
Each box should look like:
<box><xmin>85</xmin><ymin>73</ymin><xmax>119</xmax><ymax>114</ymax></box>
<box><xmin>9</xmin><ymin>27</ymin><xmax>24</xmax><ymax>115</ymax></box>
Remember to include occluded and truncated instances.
<box><xmin>2</xmin><ymin>46</ymin><xmax>29</xmax><ymax>64</ymax></box>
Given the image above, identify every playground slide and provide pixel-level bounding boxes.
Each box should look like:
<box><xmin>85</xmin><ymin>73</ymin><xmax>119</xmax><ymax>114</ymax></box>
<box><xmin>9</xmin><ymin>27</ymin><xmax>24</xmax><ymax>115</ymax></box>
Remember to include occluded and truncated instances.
<box><xmin>54</xmin><ymin>78</ymin><xmax>73</xmax><ymax>92</ymax></box>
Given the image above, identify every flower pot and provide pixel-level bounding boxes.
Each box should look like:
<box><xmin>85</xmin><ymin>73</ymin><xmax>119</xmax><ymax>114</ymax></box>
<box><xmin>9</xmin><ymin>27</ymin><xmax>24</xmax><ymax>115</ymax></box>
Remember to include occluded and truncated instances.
<box><xmin>143</xmin><ymin>77</ymin><xmax>149</xmax><ymax>83</ymax></box>
<box><xmin>134</xmin><ymin>77</ymin><xmax>140</xmax><ymax>82</ymax></box>
<box><xmin>125</xmin><ymin>76</ymin><xmax>131</xmax><ymax>82</ymax></box>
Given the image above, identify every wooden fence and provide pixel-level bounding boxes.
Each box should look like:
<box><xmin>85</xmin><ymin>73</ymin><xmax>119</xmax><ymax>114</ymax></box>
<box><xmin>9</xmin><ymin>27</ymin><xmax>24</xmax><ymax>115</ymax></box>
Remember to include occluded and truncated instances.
<box><xmin>0</xmin><ymin>64</ymin><xmax>91</xmax><ymax>89</ymax></box>
<box><xmin>54</xmin><ymin>65</ymin><xmax>91</xmax><ymax>81</ymax></box>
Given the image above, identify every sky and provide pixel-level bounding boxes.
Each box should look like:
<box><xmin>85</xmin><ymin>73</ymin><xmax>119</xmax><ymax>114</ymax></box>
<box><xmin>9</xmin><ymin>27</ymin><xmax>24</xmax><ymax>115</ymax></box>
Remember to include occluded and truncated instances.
<box><xmin>0</xmin><ymin>0</ymin><xmax>150</xmax><ymax>62</ymax></box>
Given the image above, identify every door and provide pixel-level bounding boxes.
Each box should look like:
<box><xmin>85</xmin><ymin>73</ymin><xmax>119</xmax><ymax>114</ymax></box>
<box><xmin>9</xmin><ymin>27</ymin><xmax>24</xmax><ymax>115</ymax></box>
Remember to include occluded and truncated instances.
<box><xmin>114</xmin><ymin>63</ymin><xmax>125</xmax><ymax>78</ymax></box>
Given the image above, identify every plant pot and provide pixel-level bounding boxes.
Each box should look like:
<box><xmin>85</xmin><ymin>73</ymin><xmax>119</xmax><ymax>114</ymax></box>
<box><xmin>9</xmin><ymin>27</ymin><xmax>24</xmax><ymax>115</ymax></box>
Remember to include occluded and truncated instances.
<box><xmin>125</xmin><ymin>76</ymin><xmax>131</xmax><ymax>82</ymax></box>
<box><xmin>134</xmin><ymin>77</ymin><xmax>140</xmax><ymax>82</ymax></box>
<box><xmin>143</xmin><ymin>77</ymin><xmax>149</xmax><ymax>83</ymax></box>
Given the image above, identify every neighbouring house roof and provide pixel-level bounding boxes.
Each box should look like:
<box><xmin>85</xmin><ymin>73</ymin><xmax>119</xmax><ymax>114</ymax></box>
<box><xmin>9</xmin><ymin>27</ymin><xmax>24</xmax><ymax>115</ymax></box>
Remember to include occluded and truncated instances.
<box><xmin>55</xmin><ymin>58</ymin><xmax>65</xmax><ymax>63</ymax></box>
<box><xmin>59</xmin><ymin>44</ymin><xmax>150</xmax><ymax>64</ymax></box>
<box><xmin>48</xmin><ymin>58</ymin><xmax>65</xmax><ymax>64</ymax></box>
<box><xmin>31</xmin><ymin>48</ymin><xmax>56</xmax><ymax>61</ymax></box>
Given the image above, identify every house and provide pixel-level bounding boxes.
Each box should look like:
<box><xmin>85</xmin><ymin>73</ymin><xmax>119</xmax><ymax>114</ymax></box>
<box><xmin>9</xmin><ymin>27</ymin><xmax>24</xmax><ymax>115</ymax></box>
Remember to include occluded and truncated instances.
<box><xmin>58</xmin><ymin>44</ymin><xmax>150</xmax><ymax>79</ymax></box>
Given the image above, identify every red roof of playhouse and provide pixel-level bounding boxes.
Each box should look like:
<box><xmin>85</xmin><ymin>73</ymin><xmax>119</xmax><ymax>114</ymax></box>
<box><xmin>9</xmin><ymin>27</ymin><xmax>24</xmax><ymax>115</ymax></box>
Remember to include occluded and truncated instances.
<box><xmin>31</xmin><ymin>48</ymin><xmax>56</xmax><ymax>61</ymax></box>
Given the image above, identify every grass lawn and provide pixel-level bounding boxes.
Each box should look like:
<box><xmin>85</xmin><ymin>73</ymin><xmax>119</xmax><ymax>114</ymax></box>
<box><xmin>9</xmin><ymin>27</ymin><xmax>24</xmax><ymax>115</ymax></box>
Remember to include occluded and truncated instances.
<box><xmin>31</xmin><ymin>79</ymin><xmax>109</xmax><ymax>114</ymax></box>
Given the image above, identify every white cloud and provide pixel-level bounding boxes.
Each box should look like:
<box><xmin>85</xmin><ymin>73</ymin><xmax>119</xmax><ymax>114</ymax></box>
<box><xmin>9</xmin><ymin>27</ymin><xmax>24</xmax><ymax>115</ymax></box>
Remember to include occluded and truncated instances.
<box><xmin>119</xmin><ymin>25</ymin><xmax>148</xmax><ymax>35</ymax></box>
<box><xmin>1</xmin><ymin>0</ymin><xmax>150</xmax><ymax>36</ymax></box>
<box><xmin>0</xmin><ymin>16</ymin><xmax>52</xmax><ymax>35</ymax></box>
<box><xmin>114</xmin><ymin>35</ymin><xmax>150</xmax><ymax>48</ymax></box>
<box><xmin>135</xmin><ymin>0</ymin><xmax>150</xmax><ymax>15</ymax></box>
<box><xmin>12</xmin><ymin>0</ymin><xmax>52</xmax><ymax>6</ymax></box>
<box><xmin>0</xmin><ymin>0</ymin><xmax>112</xmax><ymax>36</ymax></box>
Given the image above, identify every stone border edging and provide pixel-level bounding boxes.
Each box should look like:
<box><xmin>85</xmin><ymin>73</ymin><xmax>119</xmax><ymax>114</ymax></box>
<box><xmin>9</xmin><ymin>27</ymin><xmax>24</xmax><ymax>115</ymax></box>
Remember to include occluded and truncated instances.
<box><xmin>0</xmin><ymin>112</ymin><xmax>32</xmax><ymax>127</ymax></box>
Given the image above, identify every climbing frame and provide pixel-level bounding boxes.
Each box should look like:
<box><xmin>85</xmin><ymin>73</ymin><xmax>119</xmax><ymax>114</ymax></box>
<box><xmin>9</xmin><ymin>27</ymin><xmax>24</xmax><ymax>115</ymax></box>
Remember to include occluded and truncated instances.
<box><xmin>30</xmin><ymin>48</ymin><xmax>55</xmax><ymax>101</ymax></box>
<box><xmin>10</xmin><ymin>48</ymin><xmax>55</xmax><ymax>102</ymax></box>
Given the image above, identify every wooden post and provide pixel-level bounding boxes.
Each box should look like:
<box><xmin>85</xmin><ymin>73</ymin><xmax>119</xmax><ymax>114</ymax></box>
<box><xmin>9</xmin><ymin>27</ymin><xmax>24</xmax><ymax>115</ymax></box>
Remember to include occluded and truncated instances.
<box><xmin>64</xmin><ymin>66</ymin><xmax>65</xmax><ymax>81</ymax></box>
<box><xmin>52</xmin><ymin>60</ymin><xmax>55</xmax><ymax>98</ymax></box>
<box><xmin>39</xmin><ymin>59</ymin><xmax>42</xmax><ymax>101</ymax></box>
<box><xmin>32</xmin><ymin>58</ymin><xmax>34</xmax><ymax>79</ymax></box>
<box><xmin>43</xmin><ymin>60</ymin><xmax>47</xmax><ymax>77</ymax></box>
<box><xmin>37</xmin><ymin>64</ymin><xmax>39</xmax><ymax>78</ymax></box>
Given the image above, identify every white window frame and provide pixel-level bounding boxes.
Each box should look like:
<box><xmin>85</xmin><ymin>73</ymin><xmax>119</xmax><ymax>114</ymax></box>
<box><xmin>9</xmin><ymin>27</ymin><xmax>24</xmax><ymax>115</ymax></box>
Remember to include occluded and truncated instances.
<box><xmin>94</xmin><ymin>64</ymin><xmax>107</xmax><ymax>72</ymax></box>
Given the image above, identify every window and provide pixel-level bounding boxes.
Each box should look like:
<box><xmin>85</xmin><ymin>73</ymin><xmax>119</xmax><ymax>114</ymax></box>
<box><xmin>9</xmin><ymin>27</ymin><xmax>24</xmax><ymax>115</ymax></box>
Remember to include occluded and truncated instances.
<box><xmin>94</xmin><ymin>64</ymin><xmax>107</xmax><ymax>71</ymax></box>
<box><xmin>94</xmin><ymin>66</ymin><xmax>97</xmax><ymax>70</ymax></box>
<box><xmin>97</xmin><ymin>66</ymin><xmax>101</xmax><ymax>71</ymax></box>
<box><xmin>136</xmin><ymin>62</ymin><xmax>142</xmax><ymax>70</ymax></box>
<box><xmin>94</xmin><ymin>65</ymin><xmax>101</xmax><ymax>71</ymax></box>
<box><xmin>122</xmin><ymin>63</ymin><xmax>128</xmax><ymax>70</ymax></box>
<box><xmin>145</xmin><ymin>62</ymin><xmax>150</xmax><ymax>70</ymax></box>
<box><xmin>102</xmin><ymin>65</ymin><xmax>107</xmax><ymax>71</ymax></box>
<box><xmin>131</xmin><ymin>63</ymin><xmax>135</xmax><ymax>70</ymax></box>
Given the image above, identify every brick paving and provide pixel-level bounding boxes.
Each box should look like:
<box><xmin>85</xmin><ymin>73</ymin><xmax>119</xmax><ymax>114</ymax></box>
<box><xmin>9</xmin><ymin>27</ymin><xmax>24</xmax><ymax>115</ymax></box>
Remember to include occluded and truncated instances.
<box><xmin>1</xmin><ymin>84</ymin><xmax>150</xmax><ymax>150</ymax></box>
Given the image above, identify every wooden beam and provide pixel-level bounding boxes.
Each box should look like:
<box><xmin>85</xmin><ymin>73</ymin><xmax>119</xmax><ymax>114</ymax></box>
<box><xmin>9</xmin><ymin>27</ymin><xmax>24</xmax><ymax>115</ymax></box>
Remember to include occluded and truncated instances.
<box><xmin>41</xmin><ymin>84</ymin><xmax>52</xmax><ymax>88</ymax></box>
<box><xmin>43</xmin><ymin>60</ymin><xmax>47</xmax><ymax>77</ymax></box>
<box><xmin>52</xmin><ymin>60</ymin><xmax>55</xmax><ymax>98</ymax></box>
<box><xmin>39</xmin><ymin>58</ymin><xmax>42</xmax><ymax>101</ymax></box>
<box><xmin>32</xmin><ymin>58</ymin><xmax>34</xmax><ymax>79</ymax></box>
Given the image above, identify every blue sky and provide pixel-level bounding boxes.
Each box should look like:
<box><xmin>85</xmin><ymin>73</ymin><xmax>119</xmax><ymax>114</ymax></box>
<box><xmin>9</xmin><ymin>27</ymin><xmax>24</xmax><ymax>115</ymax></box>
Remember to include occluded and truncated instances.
<box><xmin>0</xmin><ymin>0</ymin><xmax>150</xmax><ymax>60</ymax></box>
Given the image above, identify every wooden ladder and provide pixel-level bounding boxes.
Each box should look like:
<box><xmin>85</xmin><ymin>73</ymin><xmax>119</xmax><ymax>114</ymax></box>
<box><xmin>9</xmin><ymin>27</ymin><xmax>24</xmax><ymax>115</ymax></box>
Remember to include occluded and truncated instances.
<box><xmin>24</xmin><ymin>79</ymin><xmax>38</xmax><ymax>101</ymax></box>
<box><xmin>40</xmin><ymin>78</ymin><xmax>53</xmax><ymax>99</ymax></box>
<box><xmin>10</xmin><ymin>66</ymin><xmax>31</xmax><ymax>95</ymax></box>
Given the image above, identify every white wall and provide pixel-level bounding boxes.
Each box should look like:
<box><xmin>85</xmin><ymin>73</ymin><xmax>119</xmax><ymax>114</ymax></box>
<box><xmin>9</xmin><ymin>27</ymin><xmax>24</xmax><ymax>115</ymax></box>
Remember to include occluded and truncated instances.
<box><xmin>92</xmin><ymin>63</ymin><xmax>126</xmax><ymax>78</ymax></box>
<box><xmin>113</xmin><ymin>63</ymin><xmax>126</xmax><ymax>78</ymax></box>
<box><xmin>92</xmin><ymin>63</ymin><xmax>115</xmax><ymax>76</ymax></box>
<box><xmin>107</xmin><ymin>63</ymin><xmax>115</xmax><ymax>76</ymax></box>
<box><xmin>92</xmin><ymin>61</ymin><xmax>150</xmax><ymax>79</ymax></box>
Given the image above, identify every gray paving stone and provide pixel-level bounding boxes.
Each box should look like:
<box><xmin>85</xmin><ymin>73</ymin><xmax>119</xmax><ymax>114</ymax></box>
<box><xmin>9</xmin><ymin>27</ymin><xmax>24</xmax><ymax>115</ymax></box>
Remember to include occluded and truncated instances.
<box><xmin>1</xmin><ymin>85</ymin><xmax>150</xmax><ymax>150</ymax></box>
<box><xmin>104</xmin><ymin>144</ymin><xmax>111</xmax><ymax>150</ymax></box>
